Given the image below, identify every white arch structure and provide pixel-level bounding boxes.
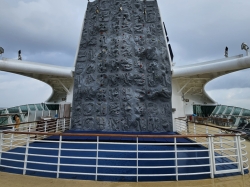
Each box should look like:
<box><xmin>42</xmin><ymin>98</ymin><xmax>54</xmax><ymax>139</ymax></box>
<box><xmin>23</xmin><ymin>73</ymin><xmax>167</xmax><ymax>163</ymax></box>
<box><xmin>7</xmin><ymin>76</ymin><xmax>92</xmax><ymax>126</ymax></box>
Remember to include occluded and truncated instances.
<box><xmin>1</xmin><ymin>53</ymin><xmax>250</xmax><ymax>122</ymax></box>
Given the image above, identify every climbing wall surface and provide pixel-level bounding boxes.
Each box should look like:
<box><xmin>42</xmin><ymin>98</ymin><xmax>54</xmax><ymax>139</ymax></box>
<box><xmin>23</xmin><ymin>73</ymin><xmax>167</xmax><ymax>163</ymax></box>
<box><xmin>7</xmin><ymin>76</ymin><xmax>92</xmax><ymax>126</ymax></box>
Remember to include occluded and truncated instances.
<box><xmin>72</xmin><ymin>0</ymin><xmax>173</xmax><ymax>132</ymax></box>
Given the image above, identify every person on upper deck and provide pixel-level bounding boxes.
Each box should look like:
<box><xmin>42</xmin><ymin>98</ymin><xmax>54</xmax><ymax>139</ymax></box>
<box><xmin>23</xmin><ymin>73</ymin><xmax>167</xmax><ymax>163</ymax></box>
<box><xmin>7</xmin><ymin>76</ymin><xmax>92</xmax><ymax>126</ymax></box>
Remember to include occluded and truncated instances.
<box><xmin>13</xmin><ymin>114</ymin><xmax>20</xmax><ymax>130</ymax></box>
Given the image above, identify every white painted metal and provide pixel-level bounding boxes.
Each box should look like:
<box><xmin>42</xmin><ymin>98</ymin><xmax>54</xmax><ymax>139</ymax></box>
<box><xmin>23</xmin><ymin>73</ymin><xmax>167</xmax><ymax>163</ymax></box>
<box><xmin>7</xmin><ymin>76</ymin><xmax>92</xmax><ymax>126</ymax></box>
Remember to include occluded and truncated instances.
<box><xmin>136</xmin><ymin>137</ymin><xmax>138</xmax><ymax>182</ymax></box>
<box><xmin>0</xmin><ymin>133</ymin><xmax>2</xmax><ymax>165</ymax></box>
<box><xmin>0</xmin><ymin>58</ymin><xmax>73</xmax><ymax>78</ymax></box>
<box><xmin>172</xmin><ymin>55</ymin><xmax>250</xmax><ymax>78</ymax></box>
<box><xmin>57</xmin><ymin>135</ymin><xmax>62</xmax><ymax>178</ymax></box>
<box><xmin>95</xmin><ymin>136</ymin><xmax>99</xmax><ymax>181</ymax></box>
<box><xmin>23</xmin><ymin>135</ymin><xmax>30</xmax><ymax>175</ymax></box>
<box><xmin>207</xmin><ymin>135</ymin><xmax>214</xmax><ymax>178</ymax></box>
<box><xmin>0</xmin><ymin>118</ymin><xmax>248</xmax><ymax>182</ymax></box>
<box><xmin>174</xmin><ymin>137</ymin><xmax>178</xmax><ymax>181</ymax></box>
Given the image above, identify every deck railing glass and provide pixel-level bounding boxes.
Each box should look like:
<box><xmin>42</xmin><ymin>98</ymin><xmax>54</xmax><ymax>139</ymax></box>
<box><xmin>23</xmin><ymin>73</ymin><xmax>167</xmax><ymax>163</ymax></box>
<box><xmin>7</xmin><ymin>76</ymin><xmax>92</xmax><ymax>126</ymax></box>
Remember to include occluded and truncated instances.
<box><xmin>0</xmin><ymin>103</ymin><xmax>60</xmax><ymax>126</ymax></box>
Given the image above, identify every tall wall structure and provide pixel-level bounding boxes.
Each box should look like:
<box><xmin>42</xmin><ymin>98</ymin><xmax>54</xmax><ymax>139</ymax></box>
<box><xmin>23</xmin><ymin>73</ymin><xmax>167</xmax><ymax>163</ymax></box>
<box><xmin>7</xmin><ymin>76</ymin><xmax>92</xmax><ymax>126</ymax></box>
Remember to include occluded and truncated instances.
<box><xmin>71</xmin><ymin>0</ymin><xmax>173</xmax><ymax>132</ymax></box>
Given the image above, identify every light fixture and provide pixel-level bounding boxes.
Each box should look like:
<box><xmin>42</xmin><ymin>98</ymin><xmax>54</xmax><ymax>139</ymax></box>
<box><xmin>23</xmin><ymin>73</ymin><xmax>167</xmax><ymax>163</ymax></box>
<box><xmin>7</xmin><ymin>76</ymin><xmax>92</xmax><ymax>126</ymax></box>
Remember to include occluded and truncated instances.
<box><xmin>18</xmin><ymin>50</ymin><xmax>22</xmax><ymax>60</ymax></box>
<box><xmin>0</xmin><ymin>47</ymin><xmax>4</xmax><ymax>55</ymax></box>
<box><xmin>241</xmin><ymin>42</ymin><xmax>249</xmax><ymax>55</ymax></box>
<box><xmin>225</xmin><ymin>46</ymin><xmax>228</xmax><ymax>58</ymax></box>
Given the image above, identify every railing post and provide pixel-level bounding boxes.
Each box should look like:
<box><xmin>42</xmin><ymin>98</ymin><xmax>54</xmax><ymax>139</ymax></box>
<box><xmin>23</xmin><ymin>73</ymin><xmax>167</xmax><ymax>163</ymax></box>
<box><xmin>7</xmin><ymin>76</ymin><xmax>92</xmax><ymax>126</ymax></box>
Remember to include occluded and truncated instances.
<box><xmin>136</xmin><ymin>136</ymin><xmax>138</xmax><ymax>182</ymax></box>
<box><xmin>63</xmin><ymin>118</ymin><xmax>66</xmax><ymax>132</ymax></box>
<box><xmin>69</xmin><ymin>118</ymin><xmax>72</xmax><ymax>130</ymax></box>
<box><xmin>56</xmin><ymin>119</ymin><xmax>59</xmax><ymax>132</ymax></box>
<box><xmin>10</xmin><ymin>127</ymin><xmax>14</xmax><ymax>149</ymax></box>
<box><xmin>23</xmin><ymin>134</ymin><xmax>30</xmax><ymax>175</ymax></box>
<box><xmin>28</xmin><ymin>124</ymin><xmax>31</xmax><ymax>132</ymax></box>
<box><xmin>186</xmin><ymin>118</ymin><xmax>189</xmax><ymax>134</ymax></box>
<box><xmin>206</xmin><ymin>126</ymin><xmax>208</xmax><ymax>134</ymax></box>
<box><xmin>207</xmin><ymin>135</ymin><xmax>215</xmax><ymax>178</ymax></box>
<box><xmin>44</xmin><ymin>121</ymin><xmax>47</xmax><ymax>133</ymax></box>
<box><xmin>27</xmin><ymin>110</ymin><xmax>30</xmax><ymax>122</ymax></box>
<box><xmin>0</xmin><ymin>133</ymin><xmax>3</xmax><ymax>165</ymax></box>
<box><xmin>194</xmin><ymin>123</ymin><xmax>196</xmax><ymax>141</ymax></box>
<box><xmin>219</xmin><ymin>130</ymin><xmax>224</xmax><ymax>155</ymax></box>
<box><xmin>95</xmin><ymin>136</ymin><xmax>99</xmax><ymax>181</ymax></box>
<box><xmin>44</xmin><ymin>121</ymin><xmax>47</xmax><ymax>138</ymax></box>
<box><xmin>235</xmin><ymin>134</ymin><xmax>244</xmax><ymax>175</ymax></box>
<box><xmin>57</xmin><ymin>135</ymin><xmax>62</xmax><ymax>178</ymax></box>
<box><xmin>174</xmin><ymin>137</ymin><xmax>178</xmax><ymax>181</ymax></box>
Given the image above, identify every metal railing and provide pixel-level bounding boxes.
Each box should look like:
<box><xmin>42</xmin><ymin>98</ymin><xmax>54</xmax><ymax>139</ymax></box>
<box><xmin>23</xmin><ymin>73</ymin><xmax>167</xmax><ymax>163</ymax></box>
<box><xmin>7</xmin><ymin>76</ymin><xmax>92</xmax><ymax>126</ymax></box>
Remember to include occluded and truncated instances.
<box><xmin>0</xmin><ymin>118</ymin><xmax>248</xmax><ymax>182</ymax></box>
<box><xmin>176</xmin><ymin>118</ymin><xmax>249</xmax><ymax>177</ymax></box>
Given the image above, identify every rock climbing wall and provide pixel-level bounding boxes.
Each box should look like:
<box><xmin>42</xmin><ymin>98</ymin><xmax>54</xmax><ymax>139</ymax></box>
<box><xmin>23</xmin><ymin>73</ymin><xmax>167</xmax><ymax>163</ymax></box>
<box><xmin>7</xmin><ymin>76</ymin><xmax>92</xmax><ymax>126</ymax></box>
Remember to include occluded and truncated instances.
<box><xmin>71</xmin><ymin>0</ymin><xmax>173</xmax><ymax>132</ymax></box>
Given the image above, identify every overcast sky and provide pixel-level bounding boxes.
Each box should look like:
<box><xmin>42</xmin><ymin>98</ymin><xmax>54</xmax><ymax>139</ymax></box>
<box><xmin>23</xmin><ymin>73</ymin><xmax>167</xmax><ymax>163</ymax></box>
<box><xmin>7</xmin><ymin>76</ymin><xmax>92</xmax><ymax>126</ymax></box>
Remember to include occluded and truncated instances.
<box><xmin>0</xmin><ymin>0</ymin><xmax>250</xmax><ymax>109</ymax></box>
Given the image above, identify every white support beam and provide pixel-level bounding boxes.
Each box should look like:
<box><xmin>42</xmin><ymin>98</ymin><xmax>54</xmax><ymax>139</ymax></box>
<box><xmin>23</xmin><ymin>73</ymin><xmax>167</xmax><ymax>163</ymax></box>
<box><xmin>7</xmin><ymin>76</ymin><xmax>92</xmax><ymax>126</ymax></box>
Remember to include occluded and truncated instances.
<box><xmin>184</xmin><ymin>87</ymin><xmax>193</xmax><ymax>96</ymax></box>
<box><xmin>56</xmin><ymin>80</ymin><xmax>70</xmax><ymax>94</ymax></box>
<box><xmin>177</xmin><ymin>79</ymin><xmax>192</xmax><ymax>94</ymax></box>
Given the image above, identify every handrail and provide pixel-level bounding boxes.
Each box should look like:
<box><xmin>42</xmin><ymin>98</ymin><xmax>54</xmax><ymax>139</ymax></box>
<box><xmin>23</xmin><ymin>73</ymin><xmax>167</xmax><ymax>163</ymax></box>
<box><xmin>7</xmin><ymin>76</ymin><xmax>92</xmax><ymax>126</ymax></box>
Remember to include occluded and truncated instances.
<box><xmin>0</xmin><ymin>117</ymin><xmax>71</xmax><ymax>127</ymax></box>
<box><xmin>175</xmin><ymin>117</ymin><xmax>246</xmax><ymax>135</ymax></box>
<box><xmin>0</xmin><ymin>117</ymin><xmax>247</xmax><ymax>182</ymax></box>
<box><xmin>1</xmin><ymin>131</ymin><xmax>244</xmax><ymax>138</ymax></box>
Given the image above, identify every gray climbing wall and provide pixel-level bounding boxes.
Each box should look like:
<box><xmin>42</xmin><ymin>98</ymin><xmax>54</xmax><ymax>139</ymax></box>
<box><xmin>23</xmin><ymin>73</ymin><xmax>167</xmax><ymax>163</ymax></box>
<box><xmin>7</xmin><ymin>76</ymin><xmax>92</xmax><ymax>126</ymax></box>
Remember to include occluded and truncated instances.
<box><xmin>71</xmin><ymin>0</ymin><xmax>173</xmax><ymax>132</ymax></box>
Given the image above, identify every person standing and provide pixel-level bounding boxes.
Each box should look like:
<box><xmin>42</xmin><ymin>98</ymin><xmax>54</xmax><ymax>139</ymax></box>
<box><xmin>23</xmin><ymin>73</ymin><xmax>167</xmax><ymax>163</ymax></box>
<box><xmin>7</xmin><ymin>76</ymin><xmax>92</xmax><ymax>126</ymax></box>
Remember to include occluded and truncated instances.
<box><xmin>14</xmin><ymin>114</ymin><xmax>20</xmax><ymax>130</ymax></box>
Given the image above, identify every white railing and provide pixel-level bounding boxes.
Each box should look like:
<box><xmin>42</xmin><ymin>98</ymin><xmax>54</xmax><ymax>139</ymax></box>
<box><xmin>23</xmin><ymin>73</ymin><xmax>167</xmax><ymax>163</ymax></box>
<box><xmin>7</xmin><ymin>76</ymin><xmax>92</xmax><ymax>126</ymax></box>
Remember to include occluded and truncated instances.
<box><xmin>0</xmin><ymin>117</ymin><xmax>70</xmax><ymax>133</ymax></box>
<box><xmin>175</xmin><ymin>118</ymin><xmax>249</xmax><ymax>176</ymax></box>
<box><xmin>0</xmin><ymin>119</ymin><xmax>248</xmax><ymax>182</ymax></box>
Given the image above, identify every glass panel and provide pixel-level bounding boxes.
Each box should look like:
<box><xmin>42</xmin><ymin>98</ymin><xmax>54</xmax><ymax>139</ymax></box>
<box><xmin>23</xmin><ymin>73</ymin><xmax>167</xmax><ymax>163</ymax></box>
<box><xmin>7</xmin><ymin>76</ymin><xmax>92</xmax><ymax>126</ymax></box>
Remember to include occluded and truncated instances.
<box><xmin>28</xmin><ymin>104</ymin><xmax>36</xmax><ymax>111</ymax></box>
<box><xmin>0</xmin><ymin>109</ymin><xmax>7</xmax><ymax>114</ymax></box>
<box><xmin>35</xmin><ymin>104</ymin><xmax>43</xmax><ymax>111</ymax></box>
<box><xmin>211</xmin><ymin>106</ymin><xmax>219</xmax><ymax>115</ymax></box>
<box><xmin>242</xmin><ymin>109</ymin><xmax>250</xmax><ymax>117</ymax></box>
<box><xmin>7</xmin><ymin>107</ymin><xmax>19</xmax><ymax>114</ymax></box>
<box><xmin>20</xmin><ymin>105</ymin><xmax>28</xmax><ymax>113</ymax></box>
<box><xmin>46</xmin><ymin>104</ymin><xmax>59</xmax><ymax>110</ymax></box>
<box><xmin>217</xmin><ymin>105</ymin><xmax>226</xmax><ymax>115</ymax></box>
<box><xmin>41</xmin><ymin>103</ymin><xmax>49</xmax><ymax>111</ymax></box>
<box><xmin>232</xmin><ymin>107</ymin><xmax>241</xmax><ymax>116</ymax></box>
<box><xmin>224</xmin><ymin>106</ymin><xmax>233</xmax><ymax>115</ymax></box>
<box><xmin>0</xmin><ymin>117</ymin><xmax>9</xmax><ymax>125</ymax></box>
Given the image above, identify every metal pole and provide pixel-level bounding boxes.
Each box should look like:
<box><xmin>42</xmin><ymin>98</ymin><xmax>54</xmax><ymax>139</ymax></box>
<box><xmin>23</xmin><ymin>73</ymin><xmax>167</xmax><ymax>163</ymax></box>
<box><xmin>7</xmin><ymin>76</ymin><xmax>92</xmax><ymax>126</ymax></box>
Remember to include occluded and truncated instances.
<box><xmin>27</xmin><ymin>105</ymin><xmax>30</xmax><ymax>122</ymax></box>
<box><xmin>56</xmin><ymin>119</ymin><xmax>59</xmax><ymax>132</ymax></box>
<box><xmin>186</xmin><ymin>118</ymin><xmax>189</xmax><ymax>134</ymax></box>
<box><xmin>44</xmin><ymin>121</ymin><xmax>47</xmax><ymax>133</ymax></box>
<box><xmin>69</xmin><ymin>118</ymin><xmax>72</xmax><ymax>130</ymax></box>
<box><xmin>10</xmin><ymin>127</ymin><xmax>14</xmax><ymax>149</ymax></box>
<box><xmin>0</xmin><ymin>133</ymin><xmax>3</xmax><ymax>165</ymax></box>
<box><xmin>174</xmin><ymin>137</ymin><xmax>178</xmax><ymax>181</ymax></box>
<box><xmin>236</xmin><ymin>134</ymin><xmax>244</xmax><ymax>175</ymax></box>
<box><xmin>95</xmin><ymin>136</ymin><xmax>99</xmax><ymax>181</ymax></box>
<box><xmin>136</xmin><ymin>137</ymin><xmax>138</xmax><ymax>182</ymax></box>
<box><xmin>23</xmin><ymin>134</ymin><xmax>30</xmax><ymax>175</ymax></box>
<box><xmin>208</xmin><ymin>135</ymin><xmax>215</xmax><ymax>178</ymax></box>
<box><xmin>57</xmin><ymin>135</ymin><xmax>62</xmax><ymax>178</ymax></box>
<box><xmin>194</xmin><ymin>123</ymin><xmax>196</xmax><ymax>141</ymax></box>
<box><xmin>63</xmin><ymin>118</ymin><xmax>66</xmax><ymax>132</ymax></box>
<box><xmin>219</xmin><ymin>130</ymin><xmax>224</xmax><ymax>155</ymax></box>
<box><xmin>237</xmin><ymin>135</ymin><xmax>244</xmax><ymax>175</ymax></box>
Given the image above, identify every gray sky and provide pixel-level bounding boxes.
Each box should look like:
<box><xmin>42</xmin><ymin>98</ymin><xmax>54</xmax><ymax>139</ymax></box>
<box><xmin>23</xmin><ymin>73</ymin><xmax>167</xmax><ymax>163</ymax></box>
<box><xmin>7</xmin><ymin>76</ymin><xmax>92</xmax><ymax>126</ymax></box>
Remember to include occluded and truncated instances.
<box><xmin>0</xmin><ymin>0</ymin><xmax>250</xmax><ymax>109</ymax></box>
